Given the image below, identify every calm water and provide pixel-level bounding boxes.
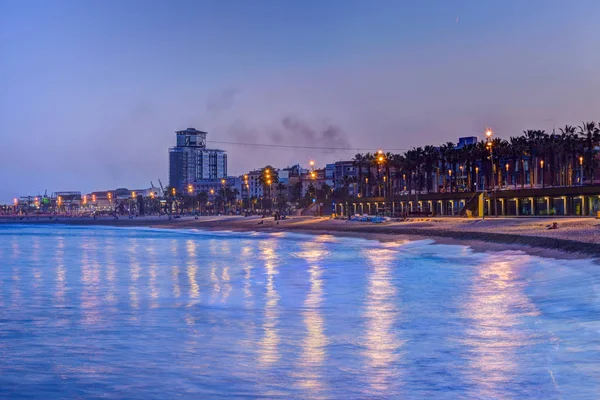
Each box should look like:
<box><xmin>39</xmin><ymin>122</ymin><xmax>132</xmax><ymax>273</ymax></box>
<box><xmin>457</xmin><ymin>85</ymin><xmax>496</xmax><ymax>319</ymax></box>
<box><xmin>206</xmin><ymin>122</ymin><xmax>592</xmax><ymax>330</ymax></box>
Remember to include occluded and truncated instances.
<box><xmin>1</xmin><ymin>225</ymin><xmax>599</xmax><ymax>399</ymax></box>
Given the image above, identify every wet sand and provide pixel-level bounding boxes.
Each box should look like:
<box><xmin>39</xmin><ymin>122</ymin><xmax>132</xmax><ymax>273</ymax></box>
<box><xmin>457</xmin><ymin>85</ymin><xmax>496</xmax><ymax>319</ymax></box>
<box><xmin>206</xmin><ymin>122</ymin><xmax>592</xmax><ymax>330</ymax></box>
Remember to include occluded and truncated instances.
<box><xmin>2</xmin><ymin>214</ymin><xmax>600</xmax><ymax>259</ymax></box>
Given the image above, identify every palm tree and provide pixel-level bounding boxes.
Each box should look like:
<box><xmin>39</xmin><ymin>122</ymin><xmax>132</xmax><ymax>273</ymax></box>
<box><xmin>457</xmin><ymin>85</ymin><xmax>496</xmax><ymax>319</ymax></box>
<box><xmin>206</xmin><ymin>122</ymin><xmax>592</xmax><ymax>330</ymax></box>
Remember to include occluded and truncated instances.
<box><xmin>509</xmin><ymin>136</ymin><xmax>525</xmax><ymax>188</ymax></box>
<box><xmin>460</xmin><ymin>143</ymin><xmax>477</xmax><ymax>191</ymax></box>
<box><xmin>197</xmin><ymin>191</ymin><xmax>208</xmax><ymax>214</ymax></box>
<box><xmin>363</xmin><ymin>153</ymin><xmax>375</xmax><ymax>196</ymax></box>
<box><xmin>578</xmin><ymin>121</ymin><xmax>599</xmax><ymax>184</ymax></box>
<box><xmin>439</xmin><ymin>142</ymin><xmax>455</xmax><ymax>192</ymax></box>
<box><xmin>423</xmin><ymin>145</ymin><xmax>439</xmax><ymax>193</ymax></box>
<box><xmin>559</xmin><ymin>125</ymin><xmax>577</xmax><ymax>186</ymax></box>
<box><xmin>352</xmin><ymin>153</ymin><xmax>366</xmax><ymax>197</ymax></box>
<box><xmin>259</xmin><ymin>165</ymin><xmax>279</xmax><ymax>210</ymax></box>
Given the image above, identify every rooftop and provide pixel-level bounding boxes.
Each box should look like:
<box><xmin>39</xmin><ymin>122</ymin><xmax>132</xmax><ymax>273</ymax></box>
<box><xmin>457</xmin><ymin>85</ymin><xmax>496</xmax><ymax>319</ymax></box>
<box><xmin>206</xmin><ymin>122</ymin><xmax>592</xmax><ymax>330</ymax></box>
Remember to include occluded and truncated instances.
<box><xmin>176</xmin><ymin>128</ymin><xmax>207</xmax><ymax>135</ymax></box>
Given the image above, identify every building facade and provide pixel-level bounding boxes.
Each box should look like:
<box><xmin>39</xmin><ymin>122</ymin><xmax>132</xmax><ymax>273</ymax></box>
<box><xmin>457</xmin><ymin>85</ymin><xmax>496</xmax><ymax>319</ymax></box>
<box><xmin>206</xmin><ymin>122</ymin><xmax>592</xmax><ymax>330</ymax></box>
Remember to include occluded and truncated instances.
<box><xmin>169</xmin><ymin>128</ymin><xmax>227</xmax><ymax>191</ymax></box>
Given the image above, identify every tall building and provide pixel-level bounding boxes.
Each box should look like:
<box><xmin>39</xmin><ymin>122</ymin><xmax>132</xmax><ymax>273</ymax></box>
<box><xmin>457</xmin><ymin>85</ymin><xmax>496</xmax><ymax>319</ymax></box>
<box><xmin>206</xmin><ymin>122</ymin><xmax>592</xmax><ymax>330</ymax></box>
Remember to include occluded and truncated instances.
<box><xmin>169</xmin><ymin>128</ymin><xmax>227</xmax><ymax>190</ymax></box>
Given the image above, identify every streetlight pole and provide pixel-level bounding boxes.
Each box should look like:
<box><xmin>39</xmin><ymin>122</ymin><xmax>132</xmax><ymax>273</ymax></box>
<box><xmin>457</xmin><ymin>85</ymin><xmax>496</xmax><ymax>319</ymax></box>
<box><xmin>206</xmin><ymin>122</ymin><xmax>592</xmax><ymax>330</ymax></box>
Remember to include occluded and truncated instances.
<box><xmin>579</xmin><ymin>156</ymin><xmax>584</xmax><ymax>186</ymax></box>
<box><xmin>221</xmin><ymin>179</ymin><xmax>227</xmax><ymax>214</ymax></box>
<box><xmin>131</xmin><ymin>191</ymin><xmax>136</xmax><ymax>216</ymax></box>
<box><xmin>188</xmin><ymin>184</ymin><xmax>194</xmax><ymax>216</ymax></box>
<box><xmin>540</xmin><ymin>160</ymin><xmax>545</xmax><ymax>189</ymax></box>
<box><xmin>486</xmin><ymin>129</ymin><xmax>497</xmax><ymax>217</ymax></box>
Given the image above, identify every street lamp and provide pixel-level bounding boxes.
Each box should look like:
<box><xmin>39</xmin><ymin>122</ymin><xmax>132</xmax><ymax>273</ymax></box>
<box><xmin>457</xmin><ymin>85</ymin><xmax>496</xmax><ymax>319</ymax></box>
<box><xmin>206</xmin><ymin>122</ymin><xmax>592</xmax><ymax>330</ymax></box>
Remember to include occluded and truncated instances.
<box><xmin>131</xmin><ymin>192</ymin><xmax>136</xmax><ymax>215</ymax></box>
<box><xmin>188</xmin><ymin>184</ymin><xmax>194</xmax><ymax>215</ymax></box>
<box><xmin>505</xmin><ymin>163</ymin><xmax>509</xmax><ymax>188</ymax></box>
<box><xmin>540</xmin><ymin>160</ymin><xmax>545</xmax><ymax>188</ymax></box>
<box><xmin>221</xmin><ymin>179</ymin><xmax>227</xmax><ymax>214</ymax></box>
<box><xmin>485</xmin><ymin>128</ymin><xmax>496</xmax><ymax>216</ymax></box>
<box><xmin>579</xmin><ymin>156</ymin><xmax>584</xmax><ymax>186</ymax></box>
<box><xmin>448</xmin><ymin>169</ymin><xmax>452</xmax><ymax>193</ymax></box>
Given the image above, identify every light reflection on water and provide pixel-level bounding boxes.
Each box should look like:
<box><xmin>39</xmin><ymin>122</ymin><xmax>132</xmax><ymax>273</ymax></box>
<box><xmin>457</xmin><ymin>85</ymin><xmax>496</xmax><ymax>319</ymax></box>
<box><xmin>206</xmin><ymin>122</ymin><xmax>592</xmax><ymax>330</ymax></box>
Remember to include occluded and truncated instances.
<box><xmin>0</xmin><ymin>225</ymin><xmax>599</xmax><ymax>399</ymax></box>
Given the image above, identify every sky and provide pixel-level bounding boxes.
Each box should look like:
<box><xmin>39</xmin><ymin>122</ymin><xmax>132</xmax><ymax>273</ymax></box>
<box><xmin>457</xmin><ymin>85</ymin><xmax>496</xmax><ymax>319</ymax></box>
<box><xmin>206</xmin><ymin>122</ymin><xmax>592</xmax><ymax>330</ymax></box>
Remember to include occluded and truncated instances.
<box><xmin>1</xmin><ymin>0</ymin><xmax>600</xmax><ymax>201</ymax></box>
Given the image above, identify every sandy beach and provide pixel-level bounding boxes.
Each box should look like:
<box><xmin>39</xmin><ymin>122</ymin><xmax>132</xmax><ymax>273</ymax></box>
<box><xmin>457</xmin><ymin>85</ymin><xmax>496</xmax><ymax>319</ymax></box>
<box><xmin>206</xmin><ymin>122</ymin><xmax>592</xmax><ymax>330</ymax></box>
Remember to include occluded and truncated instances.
<box><xmin>2</xmin><ymin>214</ymin><xmax>600</xmax><ymax>259</ymax></box>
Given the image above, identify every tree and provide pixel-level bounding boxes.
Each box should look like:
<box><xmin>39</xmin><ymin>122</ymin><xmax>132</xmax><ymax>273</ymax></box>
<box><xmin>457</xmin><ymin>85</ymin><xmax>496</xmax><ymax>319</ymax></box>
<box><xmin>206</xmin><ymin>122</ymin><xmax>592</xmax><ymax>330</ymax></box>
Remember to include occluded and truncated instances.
<box><xmin>352</xmin><ymin>153</ymin><xmax>367</xmax><ymax>197</ymax></box>
<box><xmin>197</xmin><ymin>191</ymin><xmax>208</xmax><ymax>214</ymax></box>
<box><xmin>578</xmin><ymin>121</ymin><xmax>599</xmax><ymax>184</ymax></box>
<box><xmin>258</xmin><ymin>165</ymin><xmax>279</xmax><ymax>210</ymax></box>
<box><xmin>423</xmin><ymin>145</ymin><xmax>439</xmax><ymax>193</ymax></box>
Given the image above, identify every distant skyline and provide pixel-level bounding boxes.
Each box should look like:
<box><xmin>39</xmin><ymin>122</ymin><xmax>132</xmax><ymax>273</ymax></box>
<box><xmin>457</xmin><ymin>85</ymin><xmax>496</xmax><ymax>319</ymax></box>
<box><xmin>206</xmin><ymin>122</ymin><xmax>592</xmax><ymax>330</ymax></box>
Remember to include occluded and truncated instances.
<box><xmin>1</xmin><ymin>0</ymin><xmax>599</xmax><ymax>202</ymax></box>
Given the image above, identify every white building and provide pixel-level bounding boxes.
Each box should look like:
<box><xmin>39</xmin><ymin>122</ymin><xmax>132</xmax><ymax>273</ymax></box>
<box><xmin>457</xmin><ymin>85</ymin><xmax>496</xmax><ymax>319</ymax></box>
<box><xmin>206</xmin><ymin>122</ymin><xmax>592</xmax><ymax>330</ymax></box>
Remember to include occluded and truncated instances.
<box><xmin>169</xmin><ymin>128</ymin><xmax>227</xmax><ymax>191</ymax></box>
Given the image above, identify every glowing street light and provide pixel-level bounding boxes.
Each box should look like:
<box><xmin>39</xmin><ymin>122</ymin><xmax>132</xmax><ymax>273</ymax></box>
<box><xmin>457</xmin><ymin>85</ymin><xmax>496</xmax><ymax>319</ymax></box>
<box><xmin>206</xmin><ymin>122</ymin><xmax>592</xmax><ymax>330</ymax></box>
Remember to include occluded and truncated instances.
<box><xmin>92</xmin><ymin>194</ymin><xmax>96</xmax><ymax>203</ymax></box>
<box><xmin>83</xmin><ymin>195</ymin><xmax>87</xmax><ymax>205</ymax></box>
<box><xmin>188</xmin><ymin>184</ymin><xmax>193</xmax><ymax>194</ymax></box>
<box><xmin>540</xmin><ymin>160</ymin><xmax>545</xmax><ymax>188</ymax></box>
<box><xmin>579</xmin><ymin>156</ymin><xmax>584</xmax><ymax>186</ymax></box>
<box><xmin>309</xmin><ymin>160</ymin><xmax>315</xmax><ymax>167</ymax></box>
<box><xmin>131</xmin><ymin>191</ymin><xmax>136</xmax><ymax>199</ymax></box>
<box><xmin>172</xmin><ymin>188</ymin><xmax>176</xmax><ymax>196</ymax></box>
<box><xmin>485</xmin><ymin>127</ymin><xmax>497</xmax><ymax>216</ymax></box>
<box><xmin>210</xmin><ymin>188</ymin><xmax>215</xmax><ymax>195</ymax></box>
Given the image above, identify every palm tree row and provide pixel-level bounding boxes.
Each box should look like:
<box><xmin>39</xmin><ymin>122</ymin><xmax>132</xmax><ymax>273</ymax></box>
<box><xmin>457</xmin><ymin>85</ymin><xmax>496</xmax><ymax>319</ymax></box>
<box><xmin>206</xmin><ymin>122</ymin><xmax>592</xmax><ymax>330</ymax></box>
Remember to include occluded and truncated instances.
<box><xmin>352</xmin><ymin>121</ymin><xmax>600</xmax><ymax>197</ymax></box>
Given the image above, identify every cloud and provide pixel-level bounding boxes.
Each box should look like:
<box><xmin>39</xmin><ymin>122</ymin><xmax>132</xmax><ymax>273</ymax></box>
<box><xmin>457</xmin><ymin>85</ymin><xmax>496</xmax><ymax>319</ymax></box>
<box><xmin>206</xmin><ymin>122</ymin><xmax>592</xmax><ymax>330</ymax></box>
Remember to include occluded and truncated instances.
<box><xmin>206</xmin><ymin>88</ymin><xmax>237</xmax><ymax>113</ymax></box>
<box><xmin>269</xmin><ymin>115</ymin><xmax>351</xmax><ymax>151</ymax></box>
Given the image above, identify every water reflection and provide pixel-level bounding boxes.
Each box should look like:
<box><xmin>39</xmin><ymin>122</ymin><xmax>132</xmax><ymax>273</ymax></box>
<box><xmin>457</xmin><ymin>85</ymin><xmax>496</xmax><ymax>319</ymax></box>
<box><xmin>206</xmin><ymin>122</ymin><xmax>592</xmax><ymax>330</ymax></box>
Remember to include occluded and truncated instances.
<box><xmin>147</xmin><ymin>240</ymin><xmax>159</xmax><ymax>308</ymax></box>
<box><xmin>258</xmin><ymin>240</ymin><xmax>280</xmax><ymax>366</ymax></box>
<box><xmin>1</xmin><ymin>226</ymin><xmax>598</xmax><ymax>399</ymax></box>
<box><xmin>462</xmin><ymin>254</ymin><xmax>539</xmax><ymax>397</ymax></box>
<box><xmin>186</xmin><ymin>240</ymin><xmax>200</xmax><ymax>300</ymax></box>
<box><xmin>81</xmin><ymin>238</ymin><xmax>101</xmax><ymax>326</ymax></box>
<box><xmin>242</xmin><ymin>245</ymin><xmax>254</xmax><ymax>308</ymax></box>
<box><xmin>105</xmin><ymin>237</ymin><xmax>117</xmax><ymax>307</ymax></box>
<box><xmin>170</xmin><ymin>240</ymin><xmax>181</xmax><ymax>299</ymax></box>
<box><xmin>129</xmin><ymin>238</ymin><xmax>140</xmax><ymax>312</ymax></box>
<box><xmin>296</xmin><ymin>240</ymin><xmax>328</xmax><ymax>395</ymax></box>
<box><xmin>54</xmin><ymin>236</ymin><xmax>66</xmax><ymax>307</ymax></box>
<box><xmin>171</xmin><ymin>265</ymin><xmax>181</xmax><ymax>299</ymax></box>
<box><xmin>11</xmin><ymin>237</ymin><xmax>21</xmax><ymax>308</ymax></box>
<box><xmin>362</xmin><ymin>247</ymin><xmax>402</xmax><ymax>395</ymax></box>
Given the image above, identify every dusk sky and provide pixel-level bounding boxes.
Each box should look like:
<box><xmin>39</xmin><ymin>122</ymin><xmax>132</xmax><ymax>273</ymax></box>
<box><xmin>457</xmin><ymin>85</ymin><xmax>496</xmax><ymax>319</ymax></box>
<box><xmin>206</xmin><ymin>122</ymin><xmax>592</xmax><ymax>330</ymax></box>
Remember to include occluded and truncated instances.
<box><xmin>1</xmin><ymin>0</ymin><xmax>599</xmax><ymax>202</ymax></box>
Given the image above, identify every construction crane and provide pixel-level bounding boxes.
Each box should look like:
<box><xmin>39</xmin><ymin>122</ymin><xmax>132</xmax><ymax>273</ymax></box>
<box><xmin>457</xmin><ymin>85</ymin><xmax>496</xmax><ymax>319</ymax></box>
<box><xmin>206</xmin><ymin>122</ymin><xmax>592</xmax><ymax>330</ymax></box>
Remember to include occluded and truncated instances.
<box><xmin>158</xmin><ymin>179</ymin><xmax>165</xmax><ymax>196</ymax></box>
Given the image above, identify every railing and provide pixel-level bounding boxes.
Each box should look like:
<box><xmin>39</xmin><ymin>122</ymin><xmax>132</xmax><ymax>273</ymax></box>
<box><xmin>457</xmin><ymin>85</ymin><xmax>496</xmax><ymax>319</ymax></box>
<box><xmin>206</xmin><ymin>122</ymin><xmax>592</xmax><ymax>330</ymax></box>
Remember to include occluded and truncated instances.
<box><xmin>459</xmin><ymin>192</ymin><xmax>480</xmax><ymax>217</ymax></box>
<box><xmin>300</xmin><ymin>202</ymin><xmax>319</xmax><ymax>216</ymax></box>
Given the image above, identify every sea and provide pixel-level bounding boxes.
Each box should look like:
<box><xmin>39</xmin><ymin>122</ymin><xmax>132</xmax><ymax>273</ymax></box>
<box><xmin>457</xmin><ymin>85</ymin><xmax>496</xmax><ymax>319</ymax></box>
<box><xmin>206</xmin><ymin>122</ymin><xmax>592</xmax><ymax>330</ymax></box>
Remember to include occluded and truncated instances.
<box><xmin>0</xmin><ymin>225</ymin><xmax>599</xmax><ymax>399</ymax></box>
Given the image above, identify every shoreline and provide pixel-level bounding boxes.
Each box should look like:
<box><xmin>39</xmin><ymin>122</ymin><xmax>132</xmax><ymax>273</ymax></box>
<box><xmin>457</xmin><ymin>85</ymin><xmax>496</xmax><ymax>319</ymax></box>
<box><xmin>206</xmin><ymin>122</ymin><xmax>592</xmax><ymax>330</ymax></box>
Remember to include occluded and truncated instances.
<box><xmin>2</xmin><ymin>215</ymin><xmax>599</xmax><ymax>260</ymax></box>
